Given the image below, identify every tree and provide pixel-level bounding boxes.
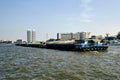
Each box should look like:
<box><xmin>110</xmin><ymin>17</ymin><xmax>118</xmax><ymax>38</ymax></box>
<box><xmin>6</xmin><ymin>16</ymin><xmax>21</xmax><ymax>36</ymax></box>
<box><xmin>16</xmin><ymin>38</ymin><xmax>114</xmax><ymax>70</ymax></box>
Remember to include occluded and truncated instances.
<box><xmin>117</xmin><ymin>32</ymin><xmax>120</xmax><ymax>39</ymax></box>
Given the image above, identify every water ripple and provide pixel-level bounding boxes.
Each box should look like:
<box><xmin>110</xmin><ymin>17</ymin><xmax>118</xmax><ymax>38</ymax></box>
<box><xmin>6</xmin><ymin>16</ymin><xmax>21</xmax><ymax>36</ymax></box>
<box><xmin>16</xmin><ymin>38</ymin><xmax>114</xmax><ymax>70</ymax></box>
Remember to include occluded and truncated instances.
<box><xmin>0</xmin><ymin>44</ymin><xmax>120</xmax><ymax>80</ymax></box>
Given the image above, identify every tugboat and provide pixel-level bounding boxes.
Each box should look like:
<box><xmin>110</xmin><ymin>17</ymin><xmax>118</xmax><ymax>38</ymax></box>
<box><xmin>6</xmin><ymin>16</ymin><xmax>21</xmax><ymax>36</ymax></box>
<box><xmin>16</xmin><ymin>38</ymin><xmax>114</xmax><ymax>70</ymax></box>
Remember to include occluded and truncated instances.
<box><xmin>74</xmin><ymin>39</ymin><xmax>108</xmax><ymax>51</ymax></box>
<box><xmin>46</xmin><ymin>39</ymin><xmax>108</xmax><ymax>51</ymax></box>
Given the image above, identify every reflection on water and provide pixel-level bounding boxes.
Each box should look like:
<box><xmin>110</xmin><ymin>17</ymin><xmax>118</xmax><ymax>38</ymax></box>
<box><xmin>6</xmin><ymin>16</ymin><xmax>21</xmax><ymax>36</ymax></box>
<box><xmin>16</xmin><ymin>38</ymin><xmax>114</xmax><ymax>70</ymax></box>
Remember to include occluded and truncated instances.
<box><xmin>0</xmin><ymin>44</ymin><xmax>120</xmax><ymax>80</ymax></box>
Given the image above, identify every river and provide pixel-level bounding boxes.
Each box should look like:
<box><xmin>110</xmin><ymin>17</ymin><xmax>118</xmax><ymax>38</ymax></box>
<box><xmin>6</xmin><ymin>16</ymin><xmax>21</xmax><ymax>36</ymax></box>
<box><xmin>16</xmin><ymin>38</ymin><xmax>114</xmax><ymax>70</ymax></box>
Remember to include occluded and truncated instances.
<box><xmin>0</xmin><ymin>44</ymin><xmax>120</xmax><ymax>80</ymax></box>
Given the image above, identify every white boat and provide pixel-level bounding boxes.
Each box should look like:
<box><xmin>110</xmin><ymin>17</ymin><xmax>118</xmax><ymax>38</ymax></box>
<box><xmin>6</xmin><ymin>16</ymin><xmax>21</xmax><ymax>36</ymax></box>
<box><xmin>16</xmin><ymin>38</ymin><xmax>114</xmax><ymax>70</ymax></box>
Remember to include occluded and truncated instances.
<box><xmin>109</xmin><ymin>40</ymin><xmax>120</xmax><ymax>46</ymax></box>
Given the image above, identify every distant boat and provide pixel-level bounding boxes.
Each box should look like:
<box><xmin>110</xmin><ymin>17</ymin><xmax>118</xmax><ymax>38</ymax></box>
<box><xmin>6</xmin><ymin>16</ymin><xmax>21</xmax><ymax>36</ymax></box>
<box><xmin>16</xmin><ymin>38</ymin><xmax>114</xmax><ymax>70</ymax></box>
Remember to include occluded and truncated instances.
<box><xmin>109</xmin><ymin>40</ymin><xmax>120</xmax><ymax>46</ymax></box>
<box><xmin>104</xmin><ymin>40</ymin><xmax>120</xmax><ymax>46</ymax></box>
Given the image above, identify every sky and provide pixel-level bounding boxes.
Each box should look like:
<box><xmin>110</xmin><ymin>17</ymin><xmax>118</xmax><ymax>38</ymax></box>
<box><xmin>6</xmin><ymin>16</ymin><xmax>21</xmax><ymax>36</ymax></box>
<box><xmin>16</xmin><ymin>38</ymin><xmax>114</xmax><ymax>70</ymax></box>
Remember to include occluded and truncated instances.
<box><xmin>0</xmin><ymin>0</ymin><xmax>120</xmax><ymax>41</ymax></box>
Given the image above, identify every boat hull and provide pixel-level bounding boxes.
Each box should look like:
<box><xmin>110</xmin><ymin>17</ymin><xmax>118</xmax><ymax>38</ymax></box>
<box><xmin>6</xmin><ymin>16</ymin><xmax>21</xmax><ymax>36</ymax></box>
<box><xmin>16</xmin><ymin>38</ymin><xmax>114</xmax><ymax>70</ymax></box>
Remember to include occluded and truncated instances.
<box><xmin>16</xmin><ymin>43</ymin><xmax>108</xmax><ymax>51</ymax></box>
<box><xmin>46</xmin><ymin>44</ymin><xmax>108</xmax><ymax>51</ymax></box>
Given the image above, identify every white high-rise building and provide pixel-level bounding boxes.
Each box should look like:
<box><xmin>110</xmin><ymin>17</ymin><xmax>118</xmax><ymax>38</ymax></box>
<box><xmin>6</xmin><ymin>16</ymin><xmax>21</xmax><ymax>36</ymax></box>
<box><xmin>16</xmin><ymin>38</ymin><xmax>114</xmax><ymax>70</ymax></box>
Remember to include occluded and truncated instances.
<box><xmin>27</xmin><ymin>29</ymin><xmax>36</xmax><ymax>43</ymax></box>
<box><xmin>32</xmin><ymin>30</ymin><xmax>36</xmax><ymax>42</ymax></box>
<box><xmin>27</xmin><ymin>29</ymin><xmax>32</xmax><ymax>43</ymax></box>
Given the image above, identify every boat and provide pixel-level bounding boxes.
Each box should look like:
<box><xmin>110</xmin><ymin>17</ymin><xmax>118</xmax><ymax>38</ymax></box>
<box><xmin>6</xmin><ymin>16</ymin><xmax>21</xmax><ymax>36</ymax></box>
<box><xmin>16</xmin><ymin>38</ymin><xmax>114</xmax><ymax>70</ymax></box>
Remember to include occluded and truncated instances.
<box><xmin>46</xmin><ymin>39</ymin><xmax>108</xmax><ymax>51</ymax></box>
<box><xmin>15</xmin><ymin>42</ymin><xmax>46</xmax><ymax>48</ymax></box>
<box><xmin>74</xmin><ymin>39</ymin><xmax>108</xmax><ymax>51</ymax></box>
<box><xmin>16</xmin><ymin>39</ymin><xmax>108</xmax><ymax>51</ymax></box>
<box><xmin>102</xmin><ymin>39</ymin><xmax>120</xmax><ymax>46</ymax></box>
<box><xmin>46</xmin><ymin>40</ymin><xmax>75</xmax><ymax>50</ymax></box>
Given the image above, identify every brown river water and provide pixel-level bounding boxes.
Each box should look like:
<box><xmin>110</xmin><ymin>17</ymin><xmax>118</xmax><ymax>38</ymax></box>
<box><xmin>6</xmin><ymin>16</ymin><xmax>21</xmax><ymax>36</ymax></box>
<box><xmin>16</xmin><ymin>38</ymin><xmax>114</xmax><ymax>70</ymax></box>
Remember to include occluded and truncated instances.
<box><xmin>0</xmin><ymin>44</ymin><xmax>120</xmax><ymax>80</ymax></box>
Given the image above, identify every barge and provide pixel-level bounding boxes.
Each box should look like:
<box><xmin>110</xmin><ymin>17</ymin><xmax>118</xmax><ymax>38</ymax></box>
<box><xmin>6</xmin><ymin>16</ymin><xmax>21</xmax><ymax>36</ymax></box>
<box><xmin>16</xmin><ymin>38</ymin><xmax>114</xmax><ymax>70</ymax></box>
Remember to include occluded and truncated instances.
<box><xmin>16</xmin><ymin>42</ymin><xmax>46</xmax><ymax>48</ymax></box>
<box><xmin>46</xmin><ymin>39</ymin><xmax>108</xmax><ymax>51</ymax></box>
<box><xmin>16</xmin><ymin>39</ymin><xmax>108</xmax><ymax>51</ymax></box>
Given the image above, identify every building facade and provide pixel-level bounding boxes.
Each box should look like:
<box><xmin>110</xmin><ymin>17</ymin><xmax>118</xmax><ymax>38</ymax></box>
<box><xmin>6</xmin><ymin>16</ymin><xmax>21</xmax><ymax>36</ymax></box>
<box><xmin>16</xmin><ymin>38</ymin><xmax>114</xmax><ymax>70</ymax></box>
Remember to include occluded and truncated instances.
<box><xmin>27</xmin><ymin>29</ymin><xmax>36</xmax><ymax>43</ymax></box>
<box><xmin>81</xmin><ymin>32</ymin><xmax>90</xmax><ymax>39</ymax></box>
<box><xmin>32</xmin><ymin>30</ymin><xmax>36</xmax><ymax>42</ymax></box>
<box><xmin>27</xmin><ymin>30</ymin><xmax>32</xmax><ymax>43</ymax></box>
<box><xmin>57</xmin><ymin>33</ymin><xmax>61</xmax><ymax>40</ymax></box>
<box><xmin>73</xmin><ymin>32</ymin><xmax>81</xmax><ymax>40</ymax></box>
<box><xmin>61</xmin><ymin>33</ymin><xmax>73</xmax><ymax>40</ymax></box>
<box><xmin>57</xmin><ymin>32</ymin><xmax>90</xmax><ymax>40</ymax></box>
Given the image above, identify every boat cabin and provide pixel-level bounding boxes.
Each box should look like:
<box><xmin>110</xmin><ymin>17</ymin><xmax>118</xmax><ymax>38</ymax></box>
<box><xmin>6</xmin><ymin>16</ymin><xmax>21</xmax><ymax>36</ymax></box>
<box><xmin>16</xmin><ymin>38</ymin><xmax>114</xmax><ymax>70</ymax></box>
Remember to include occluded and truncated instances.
<box><xmin>75</xmin><ymin>39</ymin><xmax>103</xmax><ymax>48</ymax></box>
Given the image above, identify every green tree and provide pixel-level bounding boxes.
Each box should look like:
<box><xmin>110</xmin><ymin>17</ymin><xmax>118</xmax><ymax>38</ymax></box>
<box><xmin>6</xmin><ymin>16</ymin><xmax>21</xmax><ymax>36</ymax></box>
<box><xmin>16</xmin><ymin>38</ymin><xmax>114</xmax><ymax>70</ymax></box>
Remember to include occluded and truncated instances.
<box><xmin>117</xmin><ymin>32</ymin><xmax>120</xmax><ymax>39</ymax></box>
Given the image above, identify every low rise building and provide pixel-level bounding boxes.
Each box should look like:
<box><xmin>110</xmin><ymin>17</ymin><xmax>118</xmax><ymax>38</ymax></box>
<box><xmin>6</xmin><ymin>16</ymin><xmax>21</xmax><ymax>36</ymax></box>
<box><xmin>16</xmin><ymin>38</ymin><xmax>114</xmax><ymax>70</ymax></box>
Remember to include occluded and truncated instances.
<box><xmin>57</xmin><ymin>32</ymin><xmax>90</xmax><ymax>40</ymax></box>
